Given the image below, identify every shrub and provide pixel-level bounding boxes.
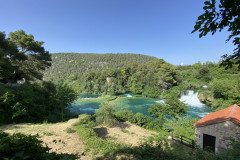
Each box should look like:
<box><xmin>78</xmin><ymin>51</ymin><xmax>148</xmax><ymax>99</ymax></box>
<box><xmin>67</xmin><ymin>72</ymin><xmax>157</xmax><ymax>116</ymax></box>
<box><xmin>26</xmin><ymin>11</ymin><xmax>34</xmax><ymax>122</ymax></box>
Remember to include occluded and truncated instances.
<box><xmin>73</xmin><ymin>115</ymin><xmax>126</xmax><ymax>156</ymax></box>
<box><xmin>114</xmin><ymin>110</ymin><xmax>134</xmax><ymax>122</ymax></box>
<box><xmin>65</xmin><ymin>127</ymin><xmax>76</xmax><ymax>133</ymax></box>
<box><xmin>131</xmin><ymin>112</ymin><xmax>152</xmax><ymax>127</ymax></box>
<box><xmin>95</xmin><ymin>102</ymin><xmax>115</xmax><ymax>127</ymax></box>
<box><xmin>162</xmin><ymin>116</ymin><xmax>198</xmax><ymax>140</ymax></box>
<box><xmin>145</xmin><ymin>118</ymin><xmax>165</xmax><ymax>131</ymax></box>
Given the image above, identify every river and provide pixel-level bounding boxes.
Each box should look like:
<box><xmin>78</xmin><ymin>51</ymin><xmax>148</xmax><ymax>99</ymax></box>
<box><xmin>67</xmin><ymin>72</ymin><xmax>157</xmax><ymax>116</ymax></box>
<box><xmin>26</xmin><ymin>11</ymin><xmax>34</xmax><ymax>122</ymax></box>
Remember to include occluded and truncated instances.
<box><xmin>69</xmin><ymin>91</ymin><xmax>212</xmax><ymax>118</ymax></box>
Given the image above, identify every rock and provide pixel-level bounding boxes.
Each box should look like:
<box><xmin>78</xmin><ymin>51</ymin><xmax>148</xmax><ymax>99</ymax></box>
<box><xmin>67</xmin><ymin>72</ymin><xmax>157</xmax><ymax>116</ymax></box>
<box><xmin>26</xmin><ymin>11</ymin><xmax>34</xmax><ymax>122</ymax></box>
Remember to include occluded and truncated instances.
<box><xmin>198</xmin><ymin>92</ymin><xmax>214</xmax><ymax>105</ymax></box>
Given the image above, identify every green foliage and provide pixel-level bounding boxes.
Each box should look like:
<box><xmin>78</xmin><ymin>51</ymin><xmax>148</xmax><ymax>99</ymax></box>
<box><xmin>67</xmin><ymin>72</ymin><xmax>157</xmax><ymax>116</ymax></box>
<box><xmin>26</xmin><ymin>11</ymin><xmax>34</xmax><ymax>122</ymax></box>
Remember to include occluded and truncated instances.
<box><xmin>55</xmin><ymin>82</ymin><xmax>78</xmax><ymax>121</ymax></box>
<box><xmin>145</xmin><ymin>118</ymin><xmax>164</xmax><ymax>131</ymax></box>
<box><xmin>192</xmin><ymin>0</ymin><xmax>240</xmax><ymax>68</ymax></box>
<box><xmin>65</xmin><ymin>127</ymin><xmax>76</xmax><ymax>133</ymax></box>
<box><xmin>0</xmin><ymin>81</ymin><xmax>77</xmax><ymax>124</ymax></box>
<box><xmin>0</xmin><ymin>30</ymin><xmax>51</xmax><ymax>83</ymax></box>
<box><xmin>0</xmin><ymin>132</ymin><xmax>78</xmax><ymax>160</ymax></box>
<box><xmin>73</xmin><ymin>59</ymin><xmax>179</xmax><ymax>97</ymax></box>
<box><xmin>162</xmin><ymin>116</ymin><xmax>199</xmax><ymax>140</ymax></box>
<box><xmin>95</xmin><ymin>102</ymin><xmax>116</xmax><ymax>127</ymax></box>
<box><xmin>177</xmin><ymin>62</ymin><xmax>240</xmax><ymax>111</ymax></box>
<box><xmin>44</xmin><ymin>53</ymin><xmax>157</xmax><ymax>82</ymax></box>
<box><xmin>210</xmin><ymin>80</ymin><xmax>234</xmax><ymax>99</ymax></box>
<box><xmin>148</xmin><ymin>96</ymin><xmax>187</xmax><ymax>119</ymax></box>
<box><xmin>73</xmin><ymin>115</ymin><xmax>126</xmax><ymax>156</ymax></box>
<box><xmin>121</xmin><ymin>129</ymin><xmax>130</xmax><ymax>134</ymax></box>
<box><xmin>114</xmin><ymin>110</ymin><xmax>134</xmax><ymax>122</ymax></box>
<box><xmin>43</xmin><ymin>131</ymin><xmax>54</xmax><ymax>136</ymax></box>
<box><xmin>115</xmin><ymin>110</ymin><xmax>164</xmax><ymax>131</ymax></box>
<box><xmin>131</xmin><ymin>112</ymin><xmax>152</xmax><ymax>127</ymax></box>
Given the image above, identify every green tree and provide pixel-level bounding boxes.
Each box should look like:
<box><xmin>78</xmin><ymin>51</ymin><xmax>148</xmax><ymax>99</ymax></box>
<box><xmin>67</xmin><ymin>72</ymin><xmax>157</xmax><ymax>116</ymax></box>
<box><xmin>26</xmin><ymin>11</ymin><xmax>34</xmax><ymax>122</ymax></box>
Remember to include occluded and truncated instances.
<box><xmin>130</xmin><ymin>71</ymin><xmax>145</xmax><ymax>94</ymax></box>
<box><xmin>0</xmin><ymin>32</ymin><xmax>19</xmax><ymax>83</ymax></box>
<box><xmin>8</xmin><ymin>30</ymin><xmax>51</xmax><ymax>81</ymax></box>
<box><xmin>192</xmin><ymin>0</ymin><xmax>240</xmax><ymax>68</ymax></box>
<box><xmin>95</xmin><ymin>102</ymin><xmax>115</xmax><ymax>127</ymax></box>
<box><xmin>148</xmin><ymin>96</ymin><xmax>187</xmax><ymax>119</ymax></box>
<box><xmin>55</xmin><ymin>82</ymin><xmax>77</xmax><ymax>121</ymax></box>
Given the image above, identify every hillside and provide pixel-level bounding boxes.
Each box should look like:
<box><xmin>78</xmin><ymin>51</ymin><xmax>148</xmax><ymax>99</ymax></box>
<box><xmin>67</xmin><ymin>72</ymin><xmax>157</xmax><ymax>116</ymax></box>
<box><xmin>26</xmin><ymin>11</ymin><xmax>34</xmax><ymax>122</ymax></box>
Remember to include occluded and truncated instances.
<box><xmin>43</xmin><ymin>53</ymin><xmax>158</xmax><ymax>81</ymax></box>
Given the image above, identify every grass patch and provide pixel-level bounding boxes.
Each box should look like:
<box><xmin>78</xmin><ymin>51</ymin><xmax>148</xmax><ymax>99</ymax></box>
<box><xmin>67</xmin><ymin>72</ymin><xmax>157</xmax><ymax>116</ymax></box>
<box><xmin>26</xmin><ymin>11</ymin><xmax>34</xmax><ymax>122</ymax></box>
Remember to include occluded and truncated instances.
<box><xmin>73</xmin><ymin>115</ymin><xmax>127</xmax><ymax>156</ymax></box>
<box><xmin>65</xmin><ymin>127</ymin><xmax>76</xmax><ymax>133</ymax></box>
<box><xmin>43</xmin><ymin>131</ymin><xmax>54</xmax><ymax>136</ymax></box>
<box><xmin>121</xmin><ymin>129</ymin><xmax>130</xmax><ymax>134</ymax></box>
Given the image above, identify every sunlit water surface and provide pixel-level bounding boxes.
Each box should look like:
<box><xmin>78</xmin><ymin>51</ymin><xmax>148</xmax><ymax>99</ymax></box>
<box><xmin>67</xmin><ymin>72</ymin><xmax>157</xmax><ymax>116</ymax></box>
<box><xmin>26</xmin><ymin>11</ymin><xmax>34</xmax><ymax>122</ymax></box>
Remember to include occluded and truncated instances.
<box><xmin>69</xmin><ymin>91</ymin><xmax>212</xmax><ymax>118</ymax></box>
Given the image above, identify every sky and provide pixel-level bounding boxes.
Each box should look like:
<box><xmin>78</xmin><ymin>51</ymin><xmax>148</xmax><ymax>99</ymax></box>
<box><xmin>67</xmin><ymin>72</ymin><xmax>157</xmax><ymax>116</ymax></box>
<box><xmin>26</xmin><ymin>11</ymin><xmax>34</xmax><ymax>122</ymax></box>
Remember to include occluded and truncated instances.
<box><xmin>0</xmin><ymin>0</ymin><xmax>235</xmax><ymax>65</ymax></box>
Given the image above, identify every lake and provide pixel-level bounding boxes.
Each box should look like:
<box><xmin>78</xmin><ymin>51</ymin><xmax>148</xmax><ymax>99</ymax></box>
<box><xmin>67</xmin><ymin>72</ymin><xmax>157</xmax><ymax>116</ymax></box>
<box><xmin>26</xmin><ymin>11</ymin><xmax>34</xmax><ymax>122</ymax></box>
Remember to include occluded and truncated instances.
<box><xmin>69</xmin><ymin>91</ymin><xmax>212</xmax><ymax>118</ymax></box>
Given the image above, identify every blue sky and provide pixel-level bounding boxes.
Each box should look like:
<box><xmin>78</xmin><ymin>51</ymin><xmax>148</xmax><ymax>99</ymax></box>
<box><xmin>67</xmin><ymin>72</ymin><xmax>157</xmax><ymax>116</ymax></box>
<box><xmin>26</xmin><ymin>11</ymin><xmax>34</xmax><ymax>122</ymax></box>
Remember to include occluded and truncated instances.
<box><xmin>0</xmin><ymin>0</ymin><xmax>235</xmax><ymax>65</ymax></box>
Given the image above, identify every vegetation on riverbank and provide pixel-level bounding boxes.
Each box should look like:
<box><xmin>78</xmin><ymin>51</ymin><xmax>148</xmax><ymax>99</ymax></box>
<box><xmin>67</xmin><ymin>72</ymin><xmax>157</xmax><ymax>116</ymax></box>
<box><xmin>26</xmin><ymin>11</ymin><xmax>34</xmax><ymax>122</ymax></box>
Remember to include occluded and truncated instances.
<box><xmin>0</xmin><ymin>30</ymin><xmax>78</xmax><ymax>124</ymax></box>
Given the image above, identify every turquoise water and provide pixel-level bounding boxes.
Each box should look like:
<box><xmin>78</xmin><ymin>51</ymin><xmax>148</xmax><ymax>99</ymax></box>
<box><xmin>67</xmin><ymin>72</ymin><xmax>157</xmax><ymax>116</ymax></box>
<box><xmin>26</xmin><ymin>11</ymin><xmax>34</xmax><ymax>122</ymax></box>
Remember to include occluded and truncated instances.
<box><xmin>70</xmin><ymin>92</ymin><xmax>212</xmax><ymax>118</ymax></box>
<box><xmin>70</xmin><ymin>95</ymin><xmax>113</xmax><ymax>114</ymax></box>
<box><xmin>113</xmin><ymin>97</ymin><xmax>159</xmax><ymax>117</ymax></box>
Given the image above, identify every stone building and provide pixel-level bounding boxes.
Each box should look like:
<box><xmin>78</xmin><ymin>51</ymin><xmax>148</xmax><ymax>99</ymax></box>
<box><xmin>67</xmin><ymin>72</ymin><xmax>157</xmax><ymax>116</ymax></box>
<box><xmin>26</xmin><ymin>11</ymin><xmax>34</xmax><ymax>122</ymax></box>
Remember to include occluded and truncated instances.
<box><xmin>194</xmin><ymin>104</ymin><xmax>240</xmax><ymax>153</ymax></box>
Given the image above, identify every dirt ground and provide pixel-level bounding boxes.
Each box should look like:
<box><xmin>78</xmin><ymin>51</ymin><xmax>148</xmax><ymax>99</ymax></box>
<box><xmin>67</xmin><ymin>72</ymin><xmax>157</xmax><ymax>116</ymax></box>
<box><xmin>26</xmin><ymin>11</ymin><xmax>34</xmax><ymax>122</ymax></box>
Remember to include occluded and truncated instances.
<box><xmin>94</xmin><ymin>121</ymin><xmax>157</xmax><ymax>146</ymax></box>
<box><xmin>1</xmin><ymin>118</ymin><xmax>87</xmax><ymax>159</ymax></box>
<box><xmin>1</xmin><ymin>119</ymin><xmax>159</xmax><ymax>159</ymax></box>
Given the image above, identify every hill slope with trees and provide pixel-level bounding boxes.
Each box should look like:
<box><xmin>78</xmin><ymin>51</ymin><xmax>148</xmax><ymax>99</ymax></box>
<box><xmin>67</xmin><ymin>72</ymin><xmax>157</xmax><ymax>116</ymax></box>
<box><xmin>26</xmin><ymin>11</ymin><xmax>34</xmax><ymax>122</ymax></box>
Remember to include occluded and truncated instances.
<box><xmin>43</xmin><ymin>53</ymin><xmax>158</xmax><ymax>82</ymax></box>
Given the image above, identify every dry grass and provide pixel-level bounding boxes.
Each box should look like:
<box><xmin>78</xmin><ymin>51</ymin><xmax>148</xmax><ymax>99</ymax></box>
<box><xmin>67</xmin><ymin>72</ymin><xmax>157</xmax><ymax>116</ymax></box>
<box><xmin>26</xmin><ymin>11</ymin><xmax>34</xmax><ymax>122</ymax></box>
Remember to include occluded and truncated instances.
<box><xmin>94</xmin><ymin>121</ymin><xmax>157</xmax><ymax>146</ymax></box>
<box><xmin>0</xmin><ymin>119</ymin><xmax>88</xmax><ymax>160</ymax></box>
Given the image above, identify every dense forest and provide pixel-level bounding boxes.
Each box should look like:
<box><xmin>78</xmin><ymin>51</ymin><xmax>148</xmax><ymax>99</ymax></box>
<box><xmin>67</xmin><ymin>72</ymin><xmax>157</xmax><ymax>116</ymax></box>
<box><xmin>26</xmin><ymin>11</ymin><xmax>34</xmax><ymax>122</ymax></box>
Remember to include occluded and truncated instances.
<box><xmin>177</xmin><ymin>62</ymin><xmax>240</xmax><ymax>111</ymax></box>
<box><xmin>46</xmin><ymin>53</ymin><xmax>239</xmax><ymax>111</ymax></box>
<box><xmin>43</xmin><ymin>53</ymin><xmax>157</xmax><ymax>81</ymax></box>
<box><xmin>37</xmin><ymin>51</ymin><xmax>240</xmax><ymax>112</ymax></box>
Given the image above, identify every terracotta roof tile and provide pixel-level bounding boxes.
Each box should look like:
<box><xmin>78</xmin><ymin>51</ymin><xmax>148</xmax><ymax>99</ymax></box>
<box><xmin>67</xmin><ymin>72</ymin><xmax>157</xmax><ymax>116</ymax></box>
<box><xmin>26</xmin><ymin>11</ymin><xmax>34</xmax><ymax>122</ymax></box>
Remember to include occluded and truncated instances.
<box><xmin>194</xmin><ymin>104</ymin><xmax>240</xmax><ymax>126</ymax></box>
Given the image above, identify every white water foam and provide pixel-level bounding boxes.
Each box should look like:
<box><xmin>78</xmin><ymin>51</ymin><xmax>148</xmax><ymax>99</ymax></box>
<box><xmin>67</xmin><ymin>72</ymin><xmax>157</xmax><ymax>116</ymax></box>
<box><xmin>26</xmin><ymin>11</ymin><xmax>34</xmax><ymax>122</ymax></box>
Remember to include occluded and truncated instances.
<box><xmin>155</xmin><ymin>100</ymin><xmax>164</xmax><ymax>104</ymax></box>
<box><xmin>179</xmin><ymin>90</ymin><xmax>205</xmax><ymax>107</ymax></box>
<box><xmin>125</xmin><ymin>94</ymin><xmax>133</xmax><ymax>97</ymax></box>
<box><xmin>80</xmin><ymin>108</ymin><xmax>98</xmax><ymax>111</ymax></box>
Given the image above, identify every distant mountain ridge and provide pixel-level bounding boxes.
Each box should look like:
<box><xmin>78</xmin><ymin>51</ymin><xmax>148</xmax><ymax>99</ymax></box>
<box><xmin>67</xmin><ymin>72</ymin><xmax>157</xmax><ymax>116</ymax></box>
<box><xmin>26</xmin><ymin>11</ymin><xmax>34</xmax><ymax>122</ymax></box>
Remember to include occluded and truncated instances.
<box><xmin>43</xmin><ymin>53</ymin><xmax>158</xmax><ymax>81</ymax></box>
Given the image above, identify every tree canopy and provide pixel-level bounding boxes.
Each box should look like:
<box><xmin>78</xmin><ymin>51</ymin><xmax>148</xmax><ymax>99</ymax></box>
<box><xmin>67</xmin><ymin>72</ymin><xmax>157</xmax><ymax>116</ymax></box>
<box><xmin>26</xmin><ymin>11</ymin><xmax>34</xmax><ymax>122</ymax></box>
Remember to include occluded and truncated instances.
<box><xmin>192</xmin><ymin>0</ymin><xmax>240</xmax><ymax>68</ymax></box>
<box><xmin>0</xmin><ymin>30</ymin><xmax>51</xmax><ymax>83</ymax></box>
<box><xmin>0</xmin><ymin>30</ymin><xmax>77</xmax><ymax>124</ymax></box>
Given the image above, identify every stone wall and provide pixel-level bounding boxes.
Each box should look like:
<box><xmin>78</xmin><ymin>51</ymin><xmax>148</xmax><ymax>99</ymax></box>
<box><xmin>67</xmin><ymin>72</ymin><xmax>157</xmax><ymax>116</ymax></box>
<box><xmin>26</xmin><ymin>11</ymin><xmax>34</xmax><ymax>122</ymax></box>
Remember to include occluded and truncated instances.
<box><xmin>195</xmin><ymin>120</ymin><xmax>240</xmax><ymax>153</ymax></box>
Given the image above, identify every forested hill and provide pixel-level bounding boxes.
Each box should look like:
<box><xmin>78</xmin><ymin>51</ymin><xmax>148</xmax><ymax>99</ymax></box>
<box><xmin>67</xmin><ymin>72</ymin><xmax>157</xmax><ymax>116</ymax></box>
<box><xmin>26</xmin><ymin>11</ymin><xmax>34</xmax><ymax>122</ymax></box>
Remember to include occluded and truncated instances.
<box><xmin>43</xmin><ymin>53</ymin><xmax>158</xmax><ymax>81</ymax></box>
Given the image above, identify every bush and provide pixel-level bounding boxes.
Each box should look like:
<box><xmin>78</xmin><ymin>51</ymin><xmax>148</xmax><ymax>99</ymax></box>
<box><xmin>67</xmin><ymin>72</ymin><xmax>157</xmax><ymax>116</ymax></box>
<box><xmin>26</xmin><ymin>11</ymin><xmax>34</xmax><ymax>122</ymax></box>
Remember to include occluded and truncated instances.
<box><xmin>131</xmin><ymin>112</ymin><xmax>152</xmax><ymax>127</ymax></box>
<box><xmin>145</xmin><ymin>118</ymin><xmax>165</xmax><ymax>131</ymax></box>
<box><xmin>114</xmin><ymin>110</ymin><xmax>134</xmax><ymax>122</ymax></box>
<box><xmin>162</xmin><ymin>116</ymin><xmax>198</xmax><ymax>140</ymax></box>
<box><xmin>65</xmin><ymin>127</ymin><xmax>76</xmax><ymax>133</ymax></box>
<box><xmin>95</xmin><ymin>102</ymin><xmax>115</xmax><ymax>127</ymax></box>
<box><xmin>73</xmin><ymin>115</ymin><xmax>126</xmax><ymax>156</ymax></box>
<box><xmin>0</xmin><ymin>132</ymin><xmax>78</xmax><ymax>160</ymax></box>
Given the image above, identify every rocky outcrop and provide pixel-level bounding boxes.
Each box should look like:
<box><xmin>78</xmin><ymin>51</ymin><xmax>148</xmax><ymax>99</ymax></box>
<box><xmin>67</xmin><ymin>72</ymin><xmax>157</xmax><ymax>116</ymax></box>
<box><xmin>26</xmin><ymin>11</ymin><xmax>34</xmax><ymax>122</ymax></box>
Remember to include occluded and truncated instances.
<box><xmin>198</xmin><ymin>92</ymin><xmax>214</xmax><ymax>106</ymax></box>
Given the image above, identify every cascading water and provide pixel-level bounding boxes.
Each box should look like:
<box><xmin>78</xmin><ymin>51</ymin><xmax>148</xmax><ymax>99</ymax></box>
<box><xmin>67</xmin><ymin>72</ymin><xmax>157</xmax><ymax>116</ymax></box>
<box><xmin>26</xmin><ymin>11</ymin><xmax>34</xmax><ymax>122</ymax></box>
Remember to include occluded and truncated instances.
<box><xmin>70</xmin><ymin>91</ymin><xmax>212</xmax><ymax>118</ymax></box>
<box><xmin>179</xmin><ymin>90</ymin><xmax>205</xmax><ymax>107</ymax></box>
<box><xmin>180</xmin><ymin>90</ymin><xmax>212</xmax><ymax>118</ymax></box>
<box><xmin>125</xmin><ymin>94</ymin><xmax>133</xmax><ymax>97</ymax></box>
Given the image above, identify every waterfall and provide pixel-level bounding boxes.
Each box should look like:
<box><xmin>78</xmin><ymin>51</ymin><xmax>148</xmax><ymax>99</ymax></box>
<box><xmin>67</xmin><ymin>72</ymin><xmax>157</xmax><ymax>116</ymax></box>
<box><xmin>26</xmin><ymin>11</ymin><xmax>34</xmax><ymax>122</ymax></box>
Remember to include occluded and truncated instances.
<box><xmin>179</xmin><ymin>90</ymin><xmax>205</xmax><ymax>107</ymax></box>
